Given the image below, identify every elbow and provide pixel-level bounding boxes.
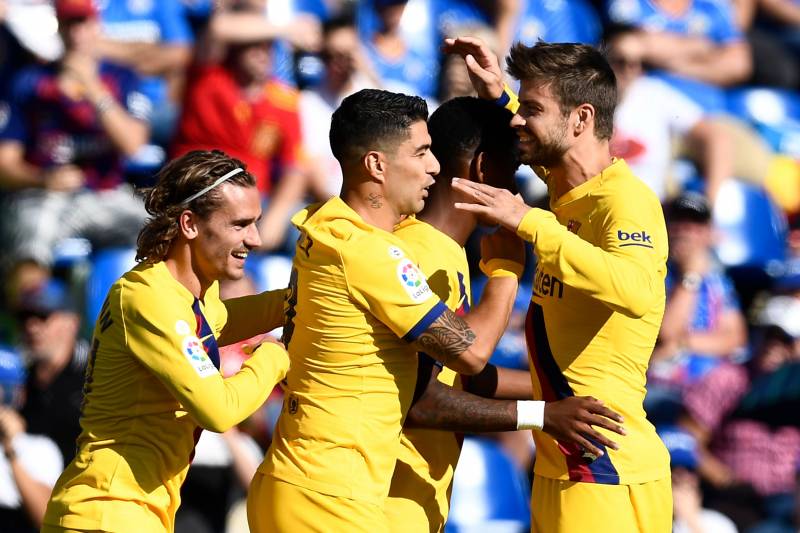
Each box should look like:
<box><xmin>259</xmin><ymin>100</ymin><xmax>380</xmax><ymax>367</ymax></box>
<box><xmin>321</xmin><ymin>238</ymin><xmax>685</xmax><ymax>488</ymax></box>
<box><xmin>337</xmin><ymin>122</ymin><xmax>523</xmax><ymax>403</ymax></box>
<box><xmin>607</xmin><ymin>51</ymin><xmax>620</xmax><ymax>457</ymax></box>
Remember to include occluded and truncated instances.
<box><xmin>451</xmin><ymin>350</ymin><xmax>490</xmax><ymax>376</ymax></box>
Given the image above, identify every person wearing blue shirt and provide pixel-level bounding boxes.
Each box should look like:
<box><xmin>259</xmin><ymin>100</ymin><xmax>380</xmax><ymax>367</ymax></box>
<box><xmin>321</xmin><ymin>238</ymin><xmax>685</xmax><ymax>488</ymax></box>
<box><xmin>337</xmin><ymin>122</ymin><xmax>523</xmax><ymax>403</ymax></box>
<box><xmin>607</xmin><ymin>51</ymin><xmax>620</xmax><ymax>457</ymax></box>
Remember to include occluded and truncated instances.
<box><xmin>605</xmin><ymin>0</ymin><xmax>751</xmax><ymax>111</ymax></box>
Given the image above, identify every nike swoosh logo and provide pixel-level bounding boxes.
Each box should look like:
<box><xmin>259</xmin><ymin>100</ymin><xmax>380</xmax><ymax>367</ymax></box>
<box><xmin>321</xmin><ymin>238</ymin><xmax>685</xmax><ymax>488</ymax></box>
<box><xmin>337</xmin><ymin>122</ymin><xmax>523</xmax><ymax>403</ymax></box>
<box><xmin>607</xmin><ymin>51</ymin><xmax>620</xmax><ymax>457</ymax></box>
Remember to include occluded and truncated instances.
<box><xmin>200</xmin><ymin>333</ymin><xmax>215</xmax><ymax>343</ymax></box>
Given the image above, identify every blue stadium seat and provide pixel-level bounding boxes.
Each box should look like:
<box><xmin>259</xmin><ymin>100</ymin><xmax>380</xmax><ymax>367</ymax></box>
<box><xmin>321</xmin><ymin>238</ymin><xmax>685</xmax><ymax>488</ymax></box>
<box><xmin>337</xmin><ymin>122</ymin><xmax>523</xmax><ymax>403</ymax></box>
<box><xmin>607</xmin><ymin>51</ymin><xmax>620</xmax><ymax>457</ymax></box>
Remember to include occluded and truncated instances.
<box><xmin>726</xmin><ymin>87</ymin><xmax>800</xmax><ymax>157</ymax></box>
<box><xmin>244</xmin><ymin>253</ymin><xmax>294</xmax><ymax>293</ymax></box>
<box><xmin>85</xmin><ymin>247</ymin><xmax>137</xmax><ymax>324</ymax></box>
<box><xmin>446</xmin><ymin>437</ymin><xmax>530</xmax><ymax>533</ymax></box>
<box><xmin>713</xmin><ymin>180</ymin><xmax>787</xmax><ymax>268</ymax></box>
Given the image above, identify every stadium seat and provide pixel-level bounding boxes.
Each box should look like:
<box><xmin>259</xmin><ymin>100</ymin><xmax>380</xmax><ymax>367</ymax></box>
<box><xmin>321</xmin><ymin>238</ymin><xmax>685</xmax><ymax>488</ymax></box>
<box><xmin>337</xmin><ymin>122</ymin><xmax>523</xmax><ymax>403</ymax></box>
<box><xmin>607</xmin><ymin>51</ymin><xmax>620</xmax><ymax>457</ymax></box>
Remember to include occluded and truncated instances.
<box><xmin>713</xmin><ymin>179</ymin><xmax>787</xmax><ymax>268</ymax></box>
<box><xmin>726</xmin><ymin>87</ymin><xmax>800</xmax><ymax>157</ymax></box>
<box><xmin>244</xmin><ymin>253</ymin><xmax>294</xmax><ymax>293</ymax></box>
<box><xmin>85</xmin><ymin>247</ymin><xmax>137</xmax><ymax>324</ymax></box>
<box><xmin>446</xmin><ymin>437</ymin><xmax>530</xmax><ymax>533</ymax></box>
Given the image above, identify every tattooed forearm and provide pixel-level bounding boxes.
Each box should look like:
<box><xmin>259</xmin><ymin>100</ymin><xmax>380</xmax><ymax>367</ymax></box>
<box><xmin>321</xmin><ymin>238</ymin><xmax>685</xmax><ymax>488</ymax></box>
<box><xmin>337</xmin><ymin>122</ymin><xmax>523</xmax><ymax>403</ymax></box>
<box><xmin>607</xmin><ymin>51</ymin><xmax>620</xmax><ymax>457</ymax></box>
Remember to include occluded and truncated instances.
<box><xmin>405</xmin><ymin>378</ymin><xmax>517</xmax><ymax>432</ymax></box>
<box><xmin>413</xmin><ymin>310</ymin><xmax>476</xmax><ymax>366</ymax></box>
<box><xmin>366</xmin><ymin>193</ymin><xmax>383</xmax><ymax>208</ymax></box>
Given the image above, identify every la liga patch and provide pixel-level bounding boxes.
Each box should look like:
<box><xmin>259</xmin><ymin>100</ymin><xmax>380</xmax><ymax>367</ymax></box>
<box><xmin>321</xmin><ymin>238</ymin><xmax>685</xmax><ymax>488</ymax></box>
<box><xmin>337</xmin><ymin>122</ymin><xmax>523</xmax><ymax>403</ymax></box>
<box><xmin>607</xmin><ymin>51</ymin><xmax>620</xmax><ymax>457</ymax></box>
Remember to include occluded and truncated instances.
<box><xmin>182</xmin><ymin>335</ymin><xmax>218</xmax><ymax>378</ymax></box>
<box><xmin>397</xmin><ymin>259</ymin><xmax>433</xmax><ymax>303</ymax></box>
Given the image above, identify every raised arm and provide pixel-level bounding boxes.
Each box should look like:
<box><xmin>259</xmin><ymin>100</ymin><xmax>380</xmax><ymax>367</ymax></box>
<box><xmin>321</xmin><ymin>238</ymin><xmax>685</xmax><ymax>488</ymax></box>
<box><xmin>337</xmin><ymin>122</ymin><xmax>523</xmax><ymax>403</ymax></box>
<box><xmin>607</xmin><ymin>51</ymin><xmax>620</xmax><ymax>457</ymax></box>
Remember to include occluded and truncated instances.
<box><xmin>219</xmin><ymin>288</ymin><xmax>288</xmax><ymax>345</ymax></box>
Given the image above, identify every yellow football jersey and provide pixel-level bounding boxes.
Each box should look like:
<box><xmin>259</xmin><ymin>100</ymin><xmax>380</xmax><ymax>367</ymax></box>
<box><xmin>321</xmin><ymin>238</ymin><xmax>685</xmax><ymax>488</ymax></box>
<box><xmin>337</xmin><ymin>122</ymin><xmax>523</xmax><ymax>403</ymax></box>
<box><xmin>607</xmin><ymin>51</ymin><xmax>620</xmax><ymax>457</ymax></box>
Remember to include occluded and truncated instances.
<box><xmin>43</xmin><ymin>261</ymin><xmax>288</xmax><ymax>532</ymax></box>
<box><xmin>386</xmin><ymin>217</ymin><xmax>472</xmax><ymax>532</ymax></box>
<box><xmin>262</xmin><ymin>198</ymin><xmax>448</xmax><ymax>509</ymax></box>
<box><xmin>518</xmin><ymin>159</ymin><xmax>670</xmax><ymax>485</ymax></box>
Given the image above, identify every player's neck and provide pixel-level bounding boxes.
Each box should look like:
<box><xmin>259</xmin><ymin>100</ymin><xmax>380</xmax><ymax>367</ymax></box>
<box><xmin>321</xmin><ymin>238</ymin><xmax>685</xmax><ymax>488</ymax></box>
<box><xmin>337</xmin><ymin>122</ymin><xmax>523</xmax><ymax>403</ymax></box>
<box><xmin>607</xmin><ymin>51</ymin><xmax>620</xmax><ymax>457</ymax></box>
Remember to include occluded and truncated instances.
<box><xmin>419</xmin><ymin>180</ymin><xmax>474</xmax><ymax>246</ymax></box>
<box><xmin>548</xmin><ymin>142</ymin><xmax>613</xmax><ymax>200</ymax></box>
<box><xmin>341</xmin><ymin>186</ymin><xmax>400</xmax><ymax>233</ymax></box>
<box><xmin>165</xmin><ymin>245</ymin><xmax>212</xmax><ymax>300</ymax></box>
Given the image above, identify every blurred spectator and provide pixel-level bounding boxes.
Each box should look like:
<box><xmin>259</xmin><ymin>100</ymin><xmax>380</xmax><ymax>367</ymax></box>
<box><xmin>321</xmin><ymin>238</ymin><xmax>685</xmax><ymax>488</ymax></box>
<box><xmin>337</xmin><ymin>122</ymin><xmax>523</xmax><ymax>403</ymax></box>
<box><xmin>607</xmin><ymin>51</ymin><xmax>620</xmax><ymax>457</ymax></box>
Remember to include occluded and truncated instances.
<box><xmin>205</xmin><ymin>0</ymin><xmax>324</xmax><ymax>85</ymax></box>
<box><xmin>15</xmin><ymin>279</ymin><xmax>86</xmax><ymax>464</ymax></box>
<box><xmin>0</xmin><ymin>0</ymin><xmax>150</xmax><ymax>269</ymax></box>
<box><xmin>363</xmin><ymin>0</ymin><xmax>440</xmax><ymax>99</ymax></box>
<box><xmin>0</xmin><ymin>345</ymin><xmax>63</xmax><ymax>533</ymax></box>
<box><xmin>438</xmin><ymin>23</ymin><xmax>499</xmax><ymax>102</ymax></box>
<box><xmin>679</xmin><ymin>301</ymin><xmax>800</xmax><ymax>533</ymax></box>
<box><xmin>513</xmin><ymin>0</ymin><xmax>602</xmax><ymax>47</ymax></box>
<box><xmin>172</xmin><ymin>3</ymin><xmax>309</xmax><ymax>252</ymax></box>
<box><xmin>300</xmin><ymin>15</ymin><xmax>377</xmax><ymax>200</ymax></box>
<box><xmin>94</xmin><ymin>0</ymin><xmax>194</xmax><ymax>145</ymax></box>
<box><xmin>659</xmin><ymin>426</ymin><xmax>739</xmax><ymax>533</ymax></box>
<box><xmin>605</xmin><ymin>0</ymin><xmax>751</xmax><ymax>111</ymax></box>
<box><xmin>652</xmin><ymin>192</ymin><xmax>747</xmax><ymax>382</ymax></box>
<box><xmin>732</xmin><ymin>0</ymin><xmax>800</xmax><ymax>90</ymax></box>
<box><xmin>606</xmin><ymin>24</ymin><xmax>734</xmax><ymax>202</ymax></box>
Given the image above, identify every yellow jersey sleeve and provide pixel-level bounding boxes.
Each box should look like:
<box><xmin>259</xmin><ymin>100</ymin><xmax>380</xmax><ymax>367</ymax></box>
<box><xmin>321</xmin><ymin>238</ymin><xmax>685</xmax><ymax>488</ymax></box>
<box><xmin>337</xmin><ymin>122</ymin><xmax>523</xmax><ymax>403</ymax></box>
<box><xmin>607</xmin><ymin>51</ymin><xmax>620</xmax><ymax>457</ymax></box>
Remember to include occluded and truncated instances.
<box><xmin>517</xmin><ymin>203</ymin><xmax>665</xmax><ymax>319</ymax></box>
<box><xmin>119</xmin><ymin>280</ymin><xmax>289</xmax><ymax>432</ymax></box>
<box><xmin>221</xmin><ymin>288</ymin><xmax>288</xmax><ymax>344</ymax></box>
<box><xmin>342</xmin><ymin>241</ymin><xmax>448</xmax><ymax>342</ymax></box>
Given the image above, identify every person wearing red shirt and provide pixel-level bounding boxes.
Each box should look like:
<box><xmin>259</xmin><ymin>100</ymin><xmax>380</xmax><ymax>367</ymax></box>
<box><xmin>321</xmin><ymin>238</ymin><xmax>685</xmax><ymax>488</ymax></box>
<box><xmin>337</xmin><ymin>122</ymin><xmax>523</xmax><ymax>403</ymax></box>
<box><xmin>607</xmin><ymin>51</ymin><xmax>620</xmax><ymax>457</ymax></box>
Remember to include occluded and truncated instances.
<box><xmin>173</xmin><ymin>17</ymin><xmax>308</xmax><ymax>251</ymax></box>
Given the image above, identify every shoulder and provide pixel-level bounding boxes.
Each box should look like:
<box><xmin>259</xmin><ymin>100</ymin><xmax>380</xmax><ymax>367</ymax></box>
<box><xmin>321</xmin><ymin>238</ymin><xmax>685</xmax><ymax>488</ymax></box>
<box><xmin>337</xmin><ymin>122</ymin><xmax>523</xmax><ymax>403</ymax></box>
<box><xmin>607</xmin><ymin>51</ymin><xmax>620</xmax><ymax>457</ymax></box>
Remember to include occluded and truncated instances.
<box><xmin>264</xmin><ymin>80</ymin><xmax>300</xmax><ymax>111</ymax></box>
<box><xmin>597</xmin><ymin>161</ymin><xmax>664</xmax><ymax>218</ymax></box>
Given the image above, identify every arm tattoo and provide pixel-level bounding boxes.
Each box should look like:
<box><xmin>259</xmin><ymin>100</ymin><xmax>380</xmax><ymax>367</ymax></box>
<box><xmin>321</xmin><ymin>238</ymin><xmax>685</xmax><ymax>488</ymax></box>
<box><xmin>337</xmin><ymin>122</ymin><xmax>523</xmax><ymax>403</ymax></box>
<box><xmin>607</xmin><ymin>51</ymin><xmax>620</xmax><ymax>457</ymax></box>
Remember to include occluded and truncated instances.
<box><xmin>414</xmin><ymin>309</ymin><xmax>476</xmax><ymax>366</ymax></box>
<box><xmin>405</xmin><ymin>379</ymin><xmax>517</xmax><ymax>432</ymax></box>
<box><xmin>366</xmin><ymin>193</ymin><xmax>383</xmax><ymax>208</ymax></box>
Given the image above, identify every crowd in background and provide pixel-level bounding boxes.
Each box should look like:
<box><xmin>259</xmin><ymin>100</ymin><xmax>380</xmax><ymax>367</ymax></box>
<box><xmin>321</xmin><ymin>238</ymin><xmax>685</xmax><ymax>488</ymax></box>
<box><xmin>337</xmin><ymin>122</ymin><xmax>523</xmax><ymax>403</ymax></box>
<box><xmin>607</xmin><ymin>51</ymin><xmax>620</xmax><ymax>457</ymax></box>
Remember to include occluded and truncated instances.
<box><xmin>0</xmin><ymin>0</ymin><xmax>799</xmax><ymax>532</ymax></box>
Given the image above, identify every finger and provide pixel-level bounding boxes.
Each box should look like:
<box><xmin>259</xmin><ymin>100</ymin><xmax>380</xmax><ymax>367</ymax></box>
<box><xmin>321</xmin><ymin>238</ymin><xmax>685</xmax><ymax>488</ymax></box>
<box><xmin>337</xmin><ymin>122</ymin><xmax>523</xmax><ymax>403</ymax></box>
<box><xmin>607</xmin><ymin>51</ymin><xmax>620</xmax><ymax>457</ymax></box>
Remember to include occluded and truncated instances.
<box><xmin>572</xmin><ymin>434</ymin><xmax>604</xmax><ymax>459</ymax></box>
<box><xmin>587</xmin><ymin>414</ymin><xmax>626</xmax><ymax>436</ymax></box>
<box><xmin>582</xmin><ymin>426</ymin><xmax>620</xmax><ymax>450</ymax></box>
<box><xmin>588</xmin><ymin>403</ymin><xmax>625</xmax><ymax>424</ymax></box>
<box><xmin>454</xmin><ymin>202</ymin><xmax>492</xmax><ymax>215</ymax></box>
<box><xmin>464</xmin><ymin>54</ymin><xmax>496</xmax><ymax>83</ymax></box>
<box><xmin>452</xmin><ymin>178</ymin><xmax>498</xmax><ymax>197</ymax></box>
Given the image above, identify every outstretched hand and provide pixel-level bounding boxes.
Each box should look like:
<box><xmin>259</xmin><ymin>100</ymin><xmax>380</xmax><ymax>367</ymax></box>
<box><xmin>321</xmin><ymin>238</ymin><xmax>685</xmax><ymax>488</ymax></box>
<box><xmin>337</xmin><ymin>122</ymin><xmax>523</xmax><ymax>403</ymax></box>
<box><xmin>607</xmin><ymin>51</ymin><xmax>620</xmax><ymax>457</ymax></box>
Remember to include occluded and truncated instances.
<box><xmin>442</xmin><ymin>36</ymin><xmax>504</xmax><ymax>100</ymax></box>
<box><xmin>452</xmin><ymin>178</ymin><xmax>531</xmax><ymax>231</ymax></box>
<box><xmin>542</xmin><ymin>396</ymin><xmax>626</xmax><ymax>459</ymax></box>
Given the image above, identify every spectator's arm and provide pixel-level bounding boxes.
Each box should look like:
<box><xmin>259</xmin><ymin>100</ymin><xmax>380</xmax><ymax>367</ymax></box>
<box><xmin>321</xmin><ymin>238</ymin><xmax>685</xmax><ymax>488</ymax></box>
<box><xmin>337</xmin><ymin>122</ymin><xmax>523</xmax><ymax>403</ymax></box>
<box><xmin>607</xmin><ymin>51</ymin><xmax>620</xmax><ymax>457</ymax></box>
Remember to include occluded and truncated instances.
<box><xmin>494</xmin><ymin>0</ymin><xmax>522</xmax><ymax>53</ymax></box>
<box><xmin>464</xmin><ymin>364</ymin><xmax>533</xmax><ymax>400</ymax></box>
<box><xmin>685</xmin><ymin>119</ymin><xmax>734</xmax><ymax>203</ymax></box>
<box><xmin>684</xmin><ymin>309</ymin><xmax>747</xmax><ymax>357</ymax></box>
<box><xmin>759</xmin><ymin>0</ymin><xmax>800</xmax><ymax>25</ymax></box>
<box><xmin>220</xmin><ymin>427</ymin><xmax>261</xmax><ymax>490</ymax></box>
<box><xmin>96</xmin><ymin>40</ymin><xmax>192</xmax><ymax>78</ymax></box>
<box><xmin>208</xmin><ymin>11</ymin><xmax>321</xmax><ymax>51</ymax></box>
<box><xmin>0</xmin><ymin>142</ymin><xmax>42</xmax><ymax>189</ymax></box>
<box><xmin>0</xmin><ymin>408</ymin><xmax>53</xmax><ymax>529</ymax></box>
<box><xmin>88</xmin><ymin>86</ymin><xmax>149</xmax><ymax>157</ymax></box>
<box><xmin>258</xmin><ymin>168</ymin><xmax>309</xmax><ymax>251</ymax></box>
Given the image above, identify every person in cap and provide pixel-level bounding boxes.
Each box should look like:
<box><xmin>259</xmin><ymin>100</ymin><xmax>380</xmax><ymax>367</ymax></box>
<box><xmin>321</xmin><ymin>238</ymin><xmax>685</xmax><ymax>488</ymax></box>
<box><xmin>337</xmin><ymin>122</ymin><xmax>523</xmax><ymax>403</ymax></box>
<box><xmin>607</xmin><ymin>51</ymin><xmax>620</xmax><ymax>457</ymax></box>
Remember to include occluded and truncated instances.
<box><xmin>658</xmin><ymin>426</ymin><xmax>737</xmax><ymax>533</ymax></box>
<box><xmin>0</xmin><ymin>344</ymin><xmax>64</xmax><ymax>532</ymax></box>
<box><xmin>15</xmin><ymin>279</ymin><xmax>85</xmax><ymax>464</ymax></box>
<box><xmin>42</xmin><ymin>150</ymin><xmax>290</xmax><ymax>533</ymax></box>
<box><xmin>653</xmin><ymin>192</ymin><xmax>747</xmax><ymax>383</ymax></box>
<box><xmin>0</xmin><ymin>0</ymin><xmax>151</xmax><ymax>272</ymax></box>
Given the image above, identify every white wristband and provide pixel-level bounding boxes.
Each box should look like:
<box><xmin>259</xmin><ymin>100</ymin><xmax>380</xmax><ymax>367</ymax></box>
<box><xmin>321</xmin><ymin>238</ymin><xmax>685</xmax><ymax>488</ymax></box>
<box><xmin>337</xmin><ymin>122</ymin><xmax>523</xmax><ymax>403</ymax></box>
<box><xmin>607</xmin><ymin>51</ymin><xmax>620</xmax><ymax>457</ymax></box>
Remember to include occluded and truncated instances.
<box><xmin>516</xmin><ymin>400</ymin><xmax>545</xmax><ymax>431</ymax></box>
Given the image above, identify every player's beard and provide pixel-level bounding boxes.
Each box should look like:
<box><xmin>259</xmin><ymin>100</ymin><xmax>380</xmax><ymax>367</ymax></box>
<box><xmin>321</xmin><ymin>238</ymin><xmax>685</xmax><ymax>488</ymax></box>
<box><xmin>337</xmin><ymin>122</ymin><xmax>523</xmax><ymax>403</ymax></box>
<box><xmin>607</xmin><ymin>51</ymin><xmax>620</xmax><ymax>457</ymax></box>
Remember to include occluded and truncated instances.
<box><xmin>521</xmin><ymin>122</ymin><xmax>569</xmax><ymax>171</ymax></box>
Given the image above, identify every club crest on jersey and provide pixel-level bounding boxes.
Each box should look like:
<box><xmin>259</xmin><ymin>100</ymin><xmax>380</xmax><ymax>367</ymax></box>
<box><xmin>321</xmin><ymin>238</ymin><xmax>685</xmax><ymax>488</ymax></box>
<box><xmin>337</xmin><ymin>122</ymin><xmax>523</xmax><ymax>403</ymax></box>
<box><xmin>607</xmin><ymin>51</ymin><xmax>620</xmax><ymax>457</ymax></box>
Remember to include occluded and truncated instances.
<box><xmin>397</xmin><ymin>259</ymin><xmax>432</xmax><ymax>302</ymax></box>
<box><xmin>182</xmin><ymin>336</ymin><xmax>217</xmax><ymax>378</ymax></box>
<box><xmin>567</xmin><ymin>219</ymin><xmax>582</xmax><ymax>234</ymax></box>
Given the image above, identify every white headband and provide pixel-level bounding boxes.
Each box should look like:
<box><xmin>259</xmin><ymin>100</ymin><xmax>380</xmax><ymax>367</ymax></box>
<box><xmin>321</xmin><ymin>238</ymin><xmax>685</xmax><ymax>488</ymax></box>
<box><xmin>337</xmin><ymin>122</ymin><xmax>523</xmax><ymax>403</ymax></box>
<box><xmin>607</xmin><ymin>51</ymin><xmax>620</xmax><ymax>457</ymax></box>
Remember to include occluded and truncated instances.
<box><xmin>180</xmin><ymin>168</ymin><xmax>245</xmax><ymax>206</ymax></box>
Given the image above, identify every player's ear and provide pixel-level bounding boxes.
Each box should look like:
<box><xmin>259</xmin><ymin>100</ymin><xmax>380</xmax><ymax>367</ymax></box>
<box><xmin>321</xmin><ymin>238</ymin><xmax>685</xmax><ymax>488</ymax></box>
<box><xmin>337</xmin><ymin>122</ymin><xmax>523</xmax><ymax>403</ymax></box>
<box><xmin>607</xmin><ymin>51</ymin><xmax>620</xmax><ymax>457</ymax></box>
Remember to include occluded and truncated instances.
<box><xmin>471</xmin><ymin>151</ymin><xmax>488</xmax><ymax>184</ymax></box>
<box><xmin>363</xmin><ymin>150</ymin><xmax>386</xmax><ymax>183</ymax></box>
<box><xmin>178</xmin><ymin>210</ymin><xmax>200</xmax><ymax>241</ymax></box>
<box><xmin>574</xmin><ymin>104</ymin><xmax>594</xmax><ymax>136</ymax></box>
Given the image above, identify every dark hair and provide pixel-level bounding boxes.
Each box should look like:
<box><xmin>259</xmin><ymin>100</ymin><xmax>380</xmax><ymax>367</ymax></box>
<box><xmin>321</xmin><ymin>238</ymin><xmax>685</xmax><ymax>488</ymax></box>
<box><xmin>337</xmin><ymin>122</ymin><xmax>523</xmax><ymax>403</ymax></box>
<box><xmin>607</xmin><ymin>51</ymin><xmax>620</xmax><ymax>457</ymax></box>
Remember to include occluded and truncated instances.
<box><xmin>428</xmin><ymin>96</ymin><xmax>517</xmax><ymax>170</ymax></box>
<box><xmin>329</xmin><ymin>88</ymin><xmax>428</xmax><ymax>166</ymax></box>
<box><xmin>136</xmin><ymin>150</ymin><xmax>256</xmax><ymax>264</ymax></box>
<box><xmin>506</xmin><ymin>41</ymin><xmax>617</xmax><ymax>140</ymax></box>
<box><xmin>323</xmin><ymin>14</ymin><xmax>356</xmax><ymax>37</ymax></box>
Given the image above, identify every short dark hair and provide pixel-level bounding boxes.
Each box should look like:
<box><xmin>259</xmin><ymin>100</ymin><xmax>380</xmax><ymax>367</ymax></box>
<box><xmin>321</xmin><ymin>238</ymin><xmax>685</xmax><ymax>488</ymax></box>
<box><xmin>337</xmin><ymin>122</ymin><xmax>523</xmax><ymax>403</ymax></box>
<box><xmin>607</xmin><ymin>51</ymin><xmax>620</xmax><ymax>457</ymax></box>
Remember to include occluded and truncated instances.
<box><xmin>136</xmin><ymin>150</ymin><xmax>256</xmax><ymax>264</ymax></box>
<box><xmin>329</xmin><ymin>88</ymin><xmax>429</xmax><ymax>165</ymax></box>
<box><xmin>506</xmin><ymin>41</ymin><xmax>617</xmax><ymax>140</ymax></box>
<box><xmin>428</xmin><ymin>96</ymin><xmax>517</xmax><ymax>170</ymax></box>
